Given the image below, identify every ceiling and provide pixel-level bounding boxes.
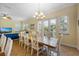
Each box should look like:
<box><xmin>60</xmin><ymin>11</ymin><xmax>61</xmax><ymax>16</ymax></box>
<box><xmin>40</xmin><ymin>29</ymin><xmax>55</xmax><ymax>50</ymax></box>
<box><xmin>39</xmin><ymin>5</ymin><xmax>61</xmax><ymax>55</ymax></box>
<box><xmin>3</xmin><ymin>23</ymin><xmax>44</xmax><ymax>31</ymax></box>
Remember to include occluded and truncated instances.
<box><xmin>0</xmin><ymin>3</ymin><xmax>76</xmax><ymax>21</ymax></box>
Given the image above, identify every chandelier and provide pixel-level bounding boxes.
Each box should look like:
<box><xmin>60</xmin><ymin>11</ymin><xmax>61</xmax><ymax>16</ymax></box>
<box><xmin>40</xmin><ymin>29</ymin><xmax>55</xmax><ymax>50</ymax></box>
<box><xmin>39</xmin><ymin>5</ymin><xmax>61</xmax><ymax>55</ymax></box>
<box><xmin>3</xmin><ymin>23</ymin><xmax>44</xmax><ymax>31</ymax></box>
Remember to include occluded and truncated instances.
<box><xmin>0</xmin><ymin>12</ymin><xmax>11</xmax><ymax>20</ymax></box>
<box><xmin>33</xmin><ymin>4</ymin><xmax>46</xmax><ymax>20</ymax></box>
<box><xmin>33</xmin><ymin>11</ymin><xmax>45</xmax><ymax>19</ymax></box>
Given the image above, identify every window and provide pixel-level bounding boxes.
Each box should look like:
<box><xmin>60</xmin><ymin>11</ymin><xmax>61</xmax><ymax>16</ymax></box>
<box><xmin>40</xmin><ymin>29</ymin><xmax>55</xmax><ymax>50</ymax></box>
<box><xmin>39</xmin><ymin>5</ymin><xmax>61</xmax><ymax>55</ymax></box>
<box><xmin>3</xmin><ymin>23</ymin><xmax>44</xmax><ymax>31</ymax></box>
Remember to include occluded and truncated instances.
<box><xmin>43</xmin><ymin>20</ymin><xmax>49</xmax><ymax>32</ymax></box>
<box><xmin>14</xmin><ymin>23</ymin><xmax>21</xmax><ymax>32</ymax></box>
<box><xmin>36</xmin><ymin>16</ymin><xmax>69</xmax><ymax>39</ymax></box>
<box><xmin>50</xmin><ymin>19</ymin><xmax>56</xmax><ymax>37</ymax></box>
<box><xmin>43</xmin><ymin>20</ymin><xmax>49</xmax><ymax>37</ymax></box>
<box><xmin>59</xmin><ymin>16</ymin><xmax>69</xmax><ymax>34</ymax></box>
<box><xmin>37</xmin><ymin>21</ymin><xmax>42</xmax><ymax>32</ymax></box>
<box><xmin>22</xmin><ymin>23</ymin><xmax>26</xmax><ymax>30</ymax></box>
<box><xmin>25</xmin><ymin>24</ymin><xmax>29</xmax><ymax>30</ymax></box>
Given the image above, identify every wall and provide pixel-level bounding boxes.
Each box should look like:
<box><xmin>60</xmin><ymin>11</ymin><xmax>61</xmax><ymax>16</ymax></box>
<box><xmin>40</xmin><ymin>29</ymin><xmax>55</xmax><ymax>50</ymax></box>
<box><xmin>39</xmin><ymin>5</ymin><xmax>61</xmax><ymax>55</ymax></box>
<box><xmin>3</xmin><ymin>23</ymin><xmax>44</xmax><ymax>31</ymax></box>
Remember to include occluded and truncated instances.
<box><xmin>0</xmin><ymin>18</ymin><xmax>28</xmax><ymax>32</ymax></box>
<box><xmin>0</xmin><ymin>19</ymin><xmax>15</xmax><ymax>28</ymax></box>
<box><xmin>77</xmin><ymin>4</ymin><xmax>79</xmax><ymax>50</ymax></box>
<box><xmin>48</xmin><ymin>5</ymin><xmax>77</xmax><ymax>48</ymax></box>
<box><xmin>0</xmin><ymin>18</ymin><xmax>16</xmax><ymax>32</ymax></box>
<box><xmin>26</xmin><ymin>18</ymin><xmax>38</xmax><ymax>24</ymax></box>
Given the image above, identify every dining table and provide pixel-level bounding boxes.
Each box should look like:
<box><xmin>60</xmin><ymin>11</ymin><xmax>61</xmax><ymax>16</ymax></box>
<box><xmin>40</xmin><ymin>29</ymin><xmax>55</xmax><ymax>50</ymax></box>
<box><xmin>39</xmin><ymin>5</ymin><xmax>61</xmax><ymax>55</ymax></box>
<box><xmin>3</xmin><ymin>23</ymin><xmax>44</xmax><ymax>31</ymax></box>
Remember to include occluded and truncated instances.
<box><xmin>38</xmin><ymin>36</ymin><xmax>58</xmax><ymax>48</ymax></box>
<box><xmin>25</xmin><ymin>32</ymin><xmax>58</xmax><ymax>48</ymax></box>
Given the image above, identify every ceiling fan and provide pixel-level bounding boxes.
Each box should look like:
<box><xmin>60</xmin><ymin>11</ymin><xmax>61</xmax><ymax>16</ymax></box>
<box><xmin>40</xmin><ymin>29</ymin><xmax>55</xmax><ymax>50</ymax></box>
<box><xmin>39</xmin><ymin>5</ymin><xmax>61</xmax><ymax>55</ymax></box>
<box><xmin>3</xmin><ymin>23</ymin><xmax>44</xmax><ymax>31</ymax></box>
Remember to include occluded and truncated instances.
<box><xmin>0</xmin><ymin>5</ymin><xmax>12</xmax><ymax>20</ymax></box>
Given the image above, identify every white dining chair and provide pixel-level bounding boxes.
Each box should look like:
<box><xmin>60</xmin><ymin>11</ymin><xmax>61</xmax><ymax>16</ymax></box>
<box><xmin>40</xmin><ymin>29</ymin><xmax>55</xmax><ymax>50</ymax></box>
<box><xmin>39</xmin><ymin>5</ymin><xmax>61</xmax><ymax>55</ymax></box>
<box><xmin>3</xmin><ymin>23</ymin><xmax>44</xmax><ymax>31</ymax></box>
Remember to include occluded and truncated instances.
<box><xmin>23</xmin><ymin>34</ymin><xmax>29</xmax><ymax>49</ymax></box>
<box><xmin>31</xmin><ymin>38</ymin><xmax>39</xmax><ymax>56</ymax></box>
<box><xmin>49</xmin><ymin>33</ymin><xmax>62</xmax><ymax>56</ymax></box>
<box><xmin>31</xmin><ymin>36</ymin><xmax>44</xmax><ymax>56</ymax></box>
<box><xmin>24</xmin><ymin>33</ymin><xmax>33</xmax><ymax>56</ymax></box>
<box><xmin>0</xmin><ymin>38</ymin><xmax>13</xmax><ymax>56</ymax></box>
<box><xmin>0</xmin><ymin>34</ymin><xmax>5</xmax><ymax>46</ymax></box>
<box><xmin>30</xmin><ymin>31</ymin><xmax>38</xmax><ymax>56</ymax></box>
<box><xmin>48</xmin><ymin>38</ymin><xmax>60</xmax><ymax>56</ymax></box>
<box><xmin>0</xmin><ymin>34</ymin><xmax>7</xmax><ymax>52</ymax></box>
<box><xmin>19</xmin><ymin>32</ymin><xmax>24</xmax><ymax>47</ymax></box>
<box><xmin>4</xmin><ymin>38</ymin><xmax>13</xmax><ymax>56</ymax></box>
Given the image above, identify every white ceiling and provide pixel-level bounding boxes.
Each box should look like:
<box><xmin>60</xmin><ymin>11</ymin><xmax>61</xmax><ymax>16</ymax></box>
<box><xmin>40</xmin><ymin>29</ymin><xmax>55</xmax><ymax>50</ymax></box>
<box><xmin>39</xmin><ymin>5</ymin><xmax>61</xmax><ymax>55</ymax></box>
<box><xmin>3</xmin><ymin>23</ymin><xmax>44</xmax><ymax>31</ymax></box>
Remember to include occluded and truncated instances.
<box><xmin>0</xmin><ymin>3</ymin><xmax>76</xmax><ymax>21</ymax></box>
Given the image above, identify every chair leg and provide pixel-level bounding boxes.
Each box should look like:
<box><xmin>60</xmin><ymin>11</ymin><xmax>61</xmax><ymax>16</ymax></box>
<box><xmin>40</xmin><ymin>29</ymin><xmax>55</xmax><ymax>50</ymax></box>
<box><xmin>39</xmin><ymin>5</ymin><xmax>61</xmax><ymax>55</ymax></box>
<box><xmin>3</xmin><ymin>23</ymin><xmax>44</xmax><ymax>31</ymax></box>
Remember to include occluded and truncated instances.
<box><xmin>57</xmin><ymin>50</ymin><xmax>60</xmax><ymax>56</ymax></box>
<box><xmin>47</xmin><ymin>47</ymin><xmax>50</xmax><ymax>56</ymax></box>
<box><xmin>37</xmin><ymin>50</ymin><xmax>39</xmax><ymax>56</ymax></box>
<box><xmin>20</xmin><ymin>43</ymin><xmax>22</xmax><ymax>47</ymax></box>
<box><xmin>19</xmin><ymin>41</ymin><xmax>21</xmax><ymax>46</ymax></box>
<box><xmin>31</xmin><ymin>48</ymin><xmax>33</xmax><ymax>56</ymax></box>
<box><xmin>26</xmin><ymin>46</ymin><xmax>29</xmax><ymax>55</ymax></box>
<box><xmin>21</xmin><ymin>42</ymin><xmax>24</xmax><ymax>47</ymax></box>
<box><xmin>19</xmin><ymin>41</ymin><xmax>22</xmax><ymax>47</ymax></box>
<box><xmin>46</xmin><ymin>49</ymin><xmax>51</xmax><ymax>56</ymax></box>
<box><xmin>26</xmin><ymin>46</ymin><xmax>31</xmax><ymax>56</ymax></box>
<box><xmin>24</xmin><ymin>44</ymin><xmax>26</xmax><ymax>49</ymax></box>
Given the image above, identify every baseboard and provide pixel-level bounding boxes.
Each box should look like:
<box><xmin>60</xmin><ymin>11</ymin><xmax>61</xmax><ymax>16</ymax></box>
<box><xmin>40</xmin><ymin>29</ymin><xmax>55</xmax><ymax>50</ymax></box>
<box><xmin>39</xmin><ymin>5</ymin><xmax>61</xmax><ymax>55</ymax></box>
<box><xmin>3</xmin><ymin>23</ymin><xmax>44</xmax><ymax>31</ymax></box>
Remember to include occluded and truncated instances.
<box><xmin>61</xmin><ymin>43</ymin><xmax>76</xmax><ymax>48</ymax></box>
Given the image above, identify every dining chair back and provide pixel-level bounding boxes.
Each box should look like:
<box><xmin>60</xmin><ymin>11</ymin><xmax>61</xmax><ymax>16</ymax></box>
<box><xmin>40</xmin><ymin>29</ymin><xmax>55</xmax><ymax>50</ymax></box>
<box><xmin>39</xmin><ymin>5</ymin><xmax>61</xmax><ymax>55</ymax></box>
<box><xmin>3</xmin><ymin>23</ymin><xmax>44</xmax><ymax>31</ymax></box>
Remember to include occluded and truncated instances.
<box><xmin>49</xmin><ymin>38</ymin><xmax>60</xmax><ymax>56</ymax></box>
<box><xmin>24</xmin><ymin>33</ymin><xmax>33</xmax><ymax>55</ymax></box>
<box><xmin>31</xmin><ymin>36</ymin><xmax>39</xmax><ymax>55</ymax></box>
<box><xmin>19</xmin><ymin>32</ymin><xmax>24</xmax><ymax>40</ymax></box>
<box><xmin>23</xmin><ymin>34</ymin><xmax>29</xmax><ymax>47</ymax></box>
<box><xmin>31</xmin><ymin>30</ymin><xmax>45</xmax><ymax>56</ymax></box>
<box><xmin>0</xmin><ymin>34</ymin><xmax>7</xmax><ymax>52</ymax></box>
<box><xmin>19</xmin><ymin>32</ymin><xmax>24</xmax><ymax>47</ymax></box>
<box><xmin>4</xmin><ymin>38</ymin><xmax>13</xmax><ymax>56</ymax></box>
<box><xmin>0</xmin><ymin>34</ymin><xmax>5</xmax><ymax>46</ymax></box>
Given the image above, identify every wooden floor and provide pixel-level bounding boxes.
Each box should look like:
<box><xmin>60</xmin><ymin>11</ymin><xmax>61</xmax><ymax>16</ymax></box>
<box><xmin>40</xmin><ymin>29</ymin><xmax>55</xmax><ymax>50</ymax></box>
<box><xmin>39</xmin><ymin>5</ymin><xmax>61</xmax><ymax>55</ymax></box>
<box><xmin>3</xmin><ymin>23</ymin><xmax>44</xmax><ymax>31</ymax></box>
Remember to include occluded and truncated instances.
<box><xmin>11</xmin><ymin>40</ymin><xmax>79</xmax><ymax>56</ymax></box>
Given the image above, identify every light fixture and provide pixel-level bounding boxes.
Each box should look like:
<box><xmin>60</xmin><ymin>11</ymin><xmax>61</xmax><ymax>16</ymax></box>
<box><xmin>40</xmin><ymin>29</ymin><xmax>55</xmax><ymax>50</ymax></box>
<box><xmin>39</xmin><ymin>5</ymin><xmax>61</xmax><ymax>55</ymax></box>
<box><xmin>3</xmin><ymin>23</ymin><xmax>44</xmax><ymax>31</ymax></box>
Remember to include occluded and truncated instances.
<box><xmin>0</xmin><ymin>5</ymin><xmax>11</xmax><ymax>20</ymax></box>
<box><xmin>2</xmin><ymin>14</ymin><xmax>7</xmax><ymax>19</ymax></box>
<box><xmin>2</xmin><ymin>14</ymin><xmax>12</xmax><ymax>20</ymax></box>
<box><xmin>33</xmin><ymin>4</ymin><xmax>46</xmax><ymax>20</ymax></box>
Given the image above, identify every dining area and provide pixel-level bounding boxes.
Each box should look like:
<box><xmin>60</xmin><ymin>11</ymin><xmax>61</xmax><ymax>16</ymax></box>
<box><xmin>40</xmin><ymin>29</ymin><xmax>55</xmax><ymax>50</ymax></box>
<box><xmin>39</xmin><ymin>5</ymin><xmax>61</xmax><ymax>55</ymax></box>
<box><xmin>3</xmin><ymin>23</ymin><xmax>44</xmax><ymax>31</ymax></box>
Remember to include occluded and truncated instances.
<box><xmin>0</xmin><ymin>3</ymin><xmax>79</xmax><ymax>56</ymax></box>
<box><xmin>18</xmin><ymin>29</ymin><xmax>61</xmax><ymax>56</ymax></box>
<box><xmin>0</xmin><ymin>19</ymin><xmax>63</xmax><ymax>56</ymax></box>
